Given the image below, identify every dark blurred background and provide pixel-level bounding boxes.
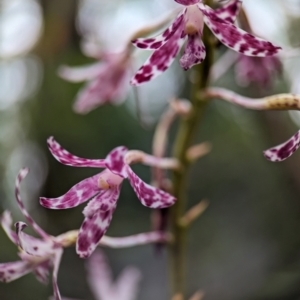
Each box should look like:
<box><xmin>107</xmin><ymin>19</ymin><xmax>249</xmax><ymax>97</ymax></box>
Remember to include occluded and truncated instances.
<box><xmin>1</xmin><ymin>0</ymin><xmax>300</xmax><ymax>299</ymax></box>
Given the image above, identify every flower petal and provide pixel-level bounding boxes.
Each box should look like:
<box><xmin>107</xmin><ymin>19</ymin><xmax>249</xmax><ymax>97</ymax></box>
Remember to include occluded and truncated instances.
<box><xmin>0</xmin><ymin>261</ymin><xmax>32</xmax><ymax>282</ymax></box>
<box><xmin>263</xmin><ymin>130</ymin><xmax>300</xmax><ymax>162</ymax></box>
<box><xmin>33</xmin><ymin>261</ymin><xmax>50</xmax><ymax>284</ymax></box>
<box><xmin>131</xmin><ymin>16</ymin><xmax>186</xmax><ymax>86</ymax></box>
<box><xmin>52</xmin><ymin>249</ymin><xmax>63</xmax><ymax>300</ymax></box>
<box><xmin>132</xmin><ymin>13</ymin><xmax>185</xmax><ymax>50</ymax></box>
<box><xmin>126</xmin><ymin>167</ymin><xmax>176</xmax><ymax>208</ymax></box>
<box><xmin>76</xmin><ymin>207</ymin><xmax>116</xmax><ymax>258</ymax></box>
<box><xmin>115</xmin><ymin>267</ymin><xmax>141</xmax><ymax>300</ymax></box>
<box><xmin>83</xmin><ymin>186</ymin><xmax>121</xmax><ymax>217</ymax></box>
<box><xmin>199</xmin><ymin>3</ymin><xmax>281</xmax><ymax>56</ymax></box>
<box><xmin>214</xmin><ymin>0</ymin><xmax>242</xmax><ymax>24</ymax></box>
<box><xmin>58</xmin><ymin>62</ymin><xmax>104</xmax><ymax>82</ymax></box>
<box><xmin>1</xmin><ymin>211</ymin><xmax>18</xmax><ymax>245</ymax></box>
<box><xmin>47</xmin><ymin>137</ymin><xmax>106</xmax><ymax>168</ymax></box>
<box><xmin>40</xmin><ymin>174</ymin><xmax>100</xmax><ymax>209</ymax></box>
<box><xmin>15</xmin><ymin>168</ymin><xmax>49</xmax><ymax>239</ymax></box>
<box><xmin>105</xmin><ymin>146</ymin><xmax>128</xmax><ymax>177</ymax></box>
<box><xmin>15</xmin><ymin>222</ymin><xmax>53</xmax><ymax>257</ymax></box>
<box><xmin>86</xmin><ymin>250</ymin><xmax>113</xmax><ymax>300</ymax></box>
<box><xmin>180</xmin><ymin>34</ymin><xmax>206</xmax><ymax>70</ymax></box>
<box><xmin>175</xmin><ymin>0</ymin><xmax>198</xmax><ymax>5</ymax></box>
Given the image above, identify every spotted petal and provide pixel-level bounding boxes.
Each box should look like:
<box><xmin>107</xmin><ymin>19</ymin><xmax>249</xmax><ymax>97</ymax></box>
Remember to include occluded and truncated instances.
<box><xmin>132</xmin><ymin>13</ymin><xmax>185</xmax><ymax>50</ymax></box>
<box><xmin>180</xmin><ymin>34</ymin><xmax>206</xmax><ymax>70</ymax></box>
<box><xmin>15</xmin><ymin>222</ymin><xmax>53</xmax><ymax>257</ymax></box>
<box><xmin>15</xmin><ymin>168</ymin><xmax>49</xmax><ymax>239</ymax></box>
<box><xmin>77</xmin><ymin>207</ymin><xmax>116</xmax><ymax>258</ymax></box>
<box><xmin>83</xmin><ymin>187</ymin><xmax>121</xmax><ymax>217</ymax></box>
<box><xmin>175</xmin><ymin>0</ymin><xmax>198</xmax><ymax>5</ymax></box>
<box><xmin>199</xmin><ymin>3</ymin><xmax>281</xmax><ymax>56</ymax></box>
<box><xmin>131</xmin><ymin>16</ymin><xmax>185</xmax><ymax>86</ymax></box>
<box><xmin>214</xmin><ymin>0</ymin><xmax>242</xmax><ymax>24</ymax></box>
<box><xmin>40</xmin><ymin>173</ymin><xmax>100</xmax><ymax>209</ymax></box>
<box><xmin>126</xmin><ymin>166</ymin><xmax>176</xmax><ymax>208</ymax></box>
<box><xmin>33</xmin><ymin>262</ymin><xmax>50</xmax><ymax>284</ymax></box>
<box><xmin>47</xmin><ymin>137</ymin><xmax>106</xmax><ymax>168</ymax></box>
<box><xmin>264</xmin><ymin>130</ymin><xmax>300</xmax><ymax>162</ymax></box>
<box><xmin>1</xmin><ymin>211</ymin><xmax>18</xmax><ymax>245</ymax></box>
<box><xmin>105</xmin><ymin>146</ymin><xmax>128</xmax><ymax>177</ymax></box>
<box><xmin>0</xmin><ymin>261</ymin><xmax>32</xmax><ymax>283</ymax></box>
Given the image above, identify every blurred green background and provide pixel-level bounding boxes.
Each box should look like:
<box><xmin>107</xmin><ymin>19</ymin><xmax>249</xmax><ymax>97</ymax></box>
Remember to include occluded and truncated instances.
<box><xmin>1</xmin><ymin>0</ymin><xmax>300</xmax><ymax>299</ymax></box>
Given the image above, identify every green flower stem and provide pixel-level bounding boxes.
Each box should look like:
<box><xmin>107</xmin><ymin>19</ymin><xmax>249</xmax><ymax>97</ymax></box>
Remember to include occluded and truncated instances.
<box><xmin>169</xmin><ymin>22</ymin><xmax>214</xmax><ymax>298</ymax></box>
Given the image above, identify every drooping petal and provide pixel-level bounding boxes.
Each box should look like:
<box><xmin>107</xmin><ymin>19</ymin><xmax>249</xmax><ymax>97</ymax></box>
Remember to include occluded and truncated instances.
<box><xmin>0</xmin><ymin>261</ymin><xmax>32</xmax><ymax>282</ymax></box>
<box><xmin>180</xmin><ymin>34</ymin><xmax>206</xmax><ymax>70</ymax></box>
<box><xmin>40</xmin><ymin>174</ymin><xmax>100</xmax><ymax>209</ymax></box>
<box><xmin>77</xmin><ymin>207</ymin><xmax>116</xmax><ymax>258</ymax></box>
<box><xmin>132</xmin><ymin>13</ymin><xmax>185</xmax><ymax>50</ymax></box>
<box><xmin>105</xmin><ymin>146</ymin><xmax>128</xmax><ymax>177</ymax></box>
<box><xmin>131</xmin><ymin>16</ymin><xmax>186</xmax><ymax>86</ymax></box>
<box><xmin>15</xmin><ymin>168</ymin><xmax>49</xmax><ymax>239</ymax></box>
<box><xmin>115</xmin><ymin>267</ymin><xmax>141</xmax><ymax>300</ymax></box>
<box><xmin>264</xmin><ymin>130</ymin><xmax>300</xmax><ymax>162</ymax></box>
<box><xmin>15</xmin><ymin>222</ymin><xmax>53</xmax><ymax>257</ymax></box>
<box><xmin>214</xmin><ymin>0</ymin><xmax>242</xmax><ymax>24</ymax></box>
<box><xmin>1</xmin><ymin>211</ymin><xmax>18</xmax><ymax>245</ymax></box>
<box><xmin>199</xmin><ymin>3</ymin><xmax>281</xmax><ymax>56</ymax></box>
<box><xmin>126</xmin><ymin>167</ymin><xmax>176</xmax><ymax>208</ymax></box>
<box><xmin>33</xmin><ymin>261</ymin><xmax>50</xmax><ymax>284</ymax></box>
<box><xmin>52</xmin><ymin>248</ymin><xmax>63</xmax><ymax>300</ymax></box>
<box><xmin>86</xmin><ymin>250</ymin><xmax>113</xmax><ymax>300</ymax></box>
<box><xmin>175</xmin><ymin>0</ymin><xmax>198</xmax><ymax>5</ymax></box>
<box><xmin>82</xmin><ymin>186</ymin><xmax>121</xmax><ymax>217</ymax></box>
<box><xmin>58</xmin><ymin>62</ymin><xmax>104</xmax><ymax>82</ymax></box>
<box><xmin>47</xmin><ymin>137</ymin><xmax>106</xmax><ymax>168</ymax></box>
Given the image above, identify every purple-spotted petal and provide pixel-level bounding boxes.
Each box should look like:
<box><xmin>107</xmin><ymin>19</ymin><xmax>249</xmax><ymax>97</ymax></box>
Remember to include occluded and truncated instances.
<box><xmin>264</xmin><ymin>130</ymin><xmax>300</xmax><ymax>162</ymax></box>
<box><xmin>214</xmin><ymin>0</ymin><xmax>242</xmax><ymax>24</ymax></box>
<box><xmin>1</xmin><ymin>211</ymin><xmax>18</xmax><ymax>245</ymax></box>
<box><xmin>77</xmin><ymin>207</ymin><xmax>116</xmax><ymax>258</ymax></box>
<box><xmin>131</xmin><ymin>15</ymin><xmax>186</xmax><ymax>86</ymax></box>
<box><xmin>0</xmin><ymin>261</ymin><xmax>32</xmax><ymax>282</ymax></box>
<box><xmin>126</xmin><ymin>167</ymin><xmax>176</xmax><ymax>208</ymax></box>
<box><xmin>199</xmin><ymin>3</ymin><xmax>281</xmax><ymax>56</ymax></box>
<box><xmin>40</xmin><ymin>173</ymin><xmax>100</xmax><ymax>209</ymax></box>
<box><xmin>52</xmin><ymin>249</ymin><xmax>63</xmax><ymax>300</ymax></box>
<box><xmin>175</xmin><ymin>0</ymin><xmax>198</xmax><ymax>5</ymax></box>
<box><xmin>47</xmin><ymin>137</ymin><xmax>106</xmax><ymax>168</ymax></box>
<box><xmin>105</xmin><ymin>146</ymin><xmax>128</xmax><ymax>177</ymax></box>
<box><xmin>33</xmin><ymin>261</ymin><xmax>50</xmax><ymax>284</ymax></box>
<box><xmin>15</xmin><ymin>222</ymin><xmax>53</xmax><ymax>257</ymax></box>
<box><xmin>15</xmin><ymin>168</ymin><xmax>49</xmax><ymax>239</ymax></box>
<box><xmin>83</xmin><ymin>186</ymin><xmax>121</xmax><ymax>217</ymax></box>
<box><xmin>132</xmin><ymin>13</ymin><xmax>185</xmax><ymax>50</ymax></box>
<box><xmin>180</xmin><ymin>34</ymin><xmax>206</xmax><ymax>70</ymax></box>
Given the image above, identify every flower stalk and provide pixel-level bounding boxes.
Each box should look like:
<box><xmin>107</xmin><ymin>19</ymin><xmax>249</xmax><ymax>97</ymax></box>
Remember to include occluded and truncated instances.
<box><xmin>169</xmin><ymin>10</ymin><xmax>214</xmax><ymax>297</ymax></box>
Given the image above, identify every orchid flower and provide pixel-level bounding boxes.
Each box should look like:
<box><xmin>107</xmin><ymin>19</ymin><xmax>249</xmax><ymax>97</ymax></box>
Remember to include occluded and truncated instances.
<box><xmin>58</xmin><ymin>51</ymin><xmax>132</xmax><ymax>114</ymax></box>
<box><xmin>0</xmin><ymin>168</ymin><xmax>64</xmax><ymax>300</ymax></box>
<box><xmin>40</xmin><ymin>137</ymin><xmax>177</xmax><ymax>258</ymax></box>
<box><xmin>131</xmin><ymin>0</ymin><xmax>281</xmax><ymax>85</ymax></box>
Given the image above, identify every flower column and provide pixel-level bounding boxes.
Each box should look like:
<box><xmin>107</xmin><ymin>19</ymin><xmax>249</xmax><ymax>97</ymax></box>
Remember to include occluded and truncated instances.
<box><xmin>169</xmin><ymin>2</ymin><xmax>214</xmax><ymax>297</ymax></box>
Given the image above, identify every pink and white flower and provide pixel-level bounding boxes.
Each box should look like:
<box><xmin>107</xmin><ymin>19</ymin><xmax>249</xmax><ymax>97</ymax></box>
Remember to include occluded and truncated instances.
<box><xmin>58</xmin><ymin>51</ymin><xmax>132</xmax><ymax>114</ymax></box>
<box><xmin>85</xmin><ymin>250</ymin><xmax>141</xmax><ymax>300</ymax></box>
<box><xmin>131</xmin><ymin>0</ymin><xmax>281</xmax><ymax>85</ymax></box>
<box><xmin>40</xmin><ymin>137</ymin><xmax>177</xmax><ymax>258</ymax></box>
<box><xmin>0</xmin><ymin>169</ymin><xmax>63</xmax><ymax>300</ymax></box>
